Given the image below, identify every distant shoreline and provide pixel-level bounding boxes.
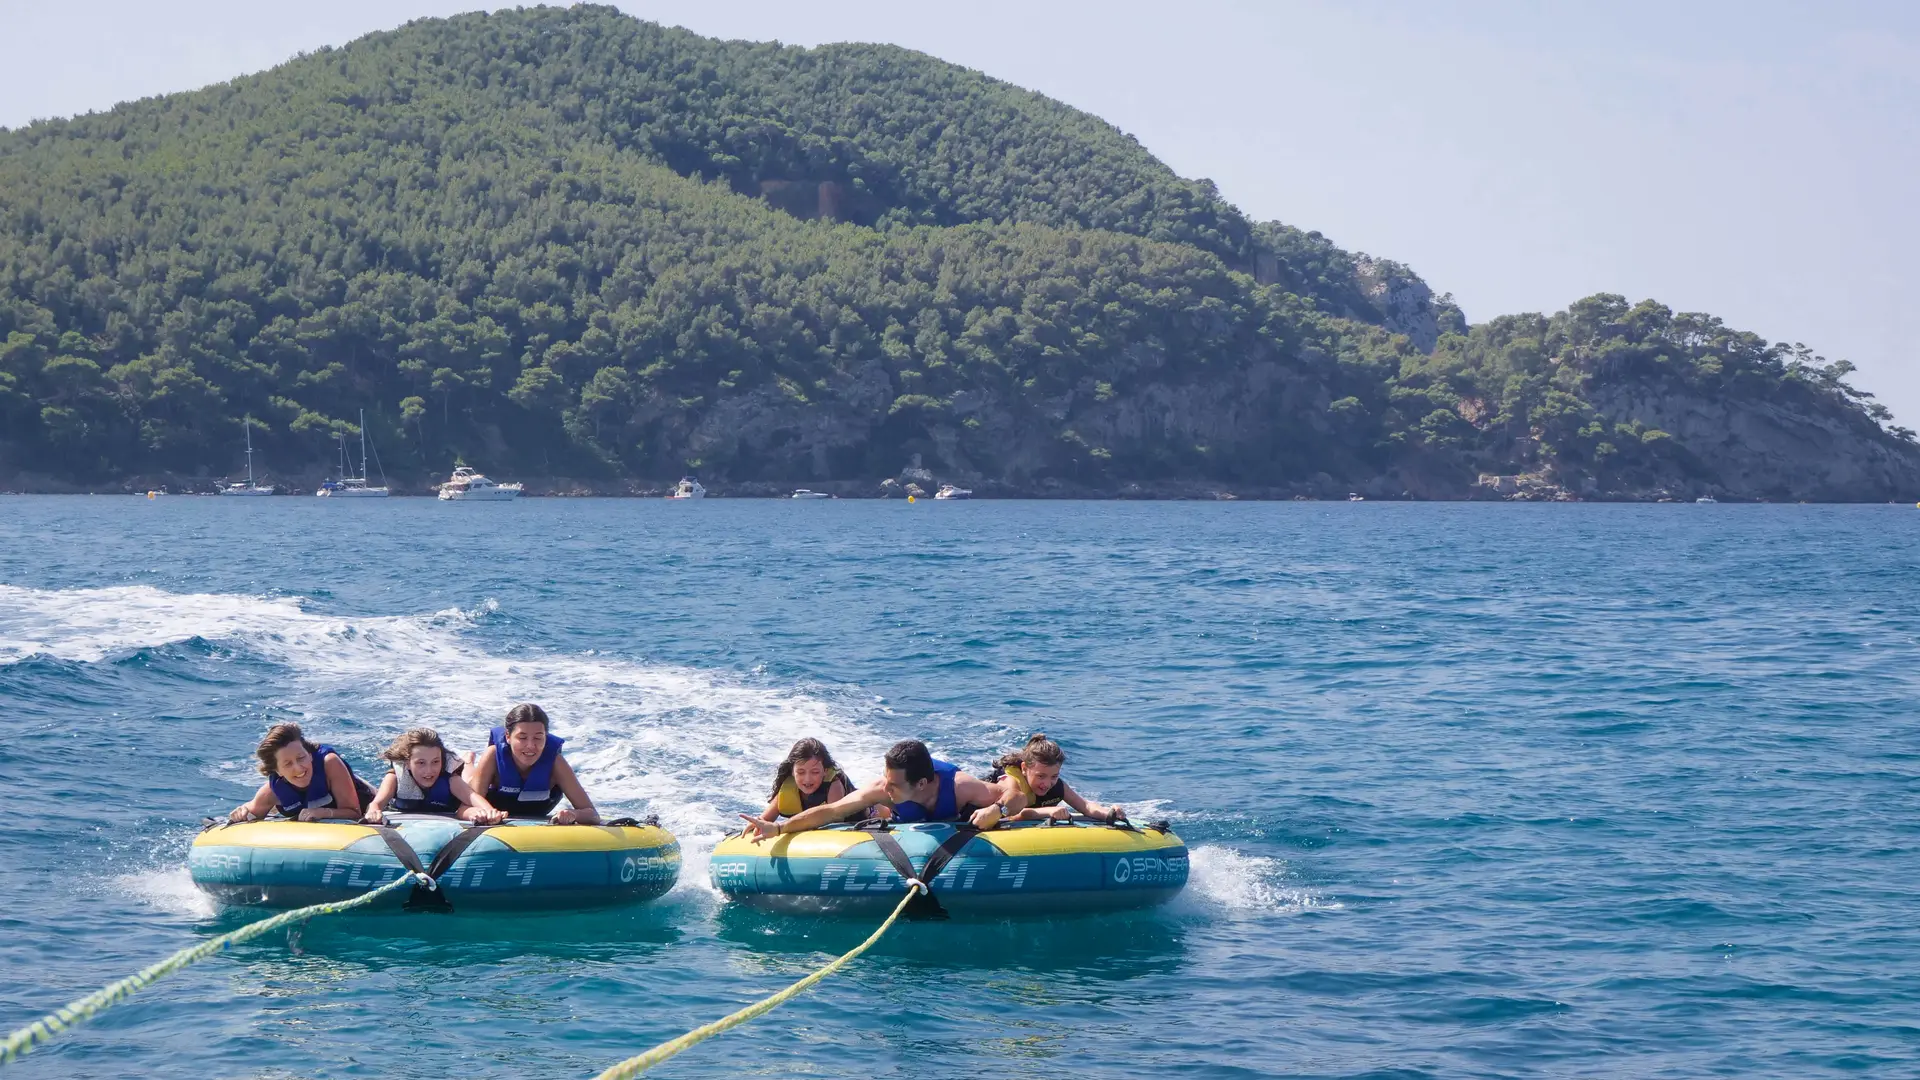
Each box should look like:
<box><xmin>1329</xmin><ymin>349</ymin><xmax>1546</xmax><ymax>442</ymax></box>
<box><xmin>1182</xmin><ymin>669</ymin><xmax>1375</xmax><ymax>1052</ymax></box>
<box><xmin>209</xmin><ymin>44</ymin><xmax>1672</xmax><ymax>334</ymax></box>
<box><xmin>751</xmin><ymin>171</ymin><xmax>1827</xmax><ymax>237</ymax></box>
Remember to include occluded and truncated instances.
<box><xmin>3</xmin><ymin>481</ymin><xmax>1912</xmax><ymax>504</ymax></box>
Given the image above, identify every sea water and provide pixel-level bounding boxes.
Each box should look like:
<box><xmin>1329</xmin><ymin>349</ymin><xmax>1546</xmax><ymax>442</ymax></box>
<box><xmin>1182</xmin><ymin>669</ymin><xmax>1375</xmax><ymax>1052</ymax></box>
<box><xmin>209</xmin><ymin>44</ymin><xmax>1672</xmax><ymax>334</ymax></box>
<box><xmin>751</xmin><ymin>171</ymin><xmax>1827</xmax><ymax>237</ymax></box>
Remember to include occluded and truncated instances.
<box><xmin>0</xmin><ymin>498</ymin><xmax>1915</xmax><ymax>1078</ymax></box>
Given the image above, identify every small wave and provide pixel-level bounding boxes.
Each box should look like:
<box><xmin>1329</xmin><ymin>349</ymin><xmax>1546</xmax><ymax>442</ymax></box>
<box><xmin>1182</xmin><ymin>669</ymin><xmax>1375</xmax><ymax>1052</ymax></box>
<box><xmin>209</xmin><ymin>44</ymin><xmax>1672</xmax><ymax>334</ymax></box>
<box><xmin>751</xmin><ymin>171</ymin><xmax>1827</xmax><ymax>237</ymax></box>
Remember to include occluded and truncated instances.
<box><xmin>111</xmin><ymin>868</ymin><xmax>217</xmax><ymax>918</ymax></box>
<box><xmin>1185</xmin><ymin>845</ymin><xmax>1336</xmax><ymax>915</ymax></box>
<box><xmin>0</xmin><ymin>584</ymin><xmax>308</xmax><ymax>664</ymax></box>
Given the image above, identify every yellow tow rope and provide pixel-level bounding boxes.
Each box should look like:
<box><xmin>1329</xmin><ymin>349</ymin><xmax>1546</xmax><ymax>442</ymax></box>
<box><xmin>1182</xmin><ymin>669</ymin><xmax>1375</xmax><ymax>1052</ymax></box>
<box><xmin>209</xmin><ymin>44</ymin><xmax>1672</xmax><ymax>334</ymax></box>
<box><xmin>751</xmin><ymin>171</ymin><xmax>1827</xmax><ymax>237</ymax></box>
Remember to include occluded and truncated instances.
<box><xmin>592</xmin><ymin>881</ymin><xmax>926</xmax><ymax>1080</ymax></box>
<box><xmin>0</xmin><ymin>871</ymin><xmax>425</xmax><ymax>1067</ymax></box>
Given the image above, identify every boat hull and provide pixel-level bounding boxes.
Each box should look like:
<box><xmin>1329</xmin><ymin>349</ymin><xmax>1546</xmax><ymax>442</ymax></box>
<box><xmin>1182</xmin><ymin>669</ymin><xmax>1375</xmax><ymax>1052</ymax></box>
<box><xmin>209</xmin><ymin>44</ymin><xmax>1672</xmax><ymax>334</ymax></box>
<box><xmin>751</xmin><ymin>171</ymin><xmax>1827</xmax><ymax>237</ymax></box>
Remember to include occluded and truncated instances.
<box><xmin>190</xmin><ymin>817</ymin><xmax>680</xmax><ymax>912</ymax></box>
<box><xmin>440</xmin><ymin>489</ymin><xmax>521</xmax><ymax>501</ymax></box>
<box><xmin>710</xmin><ymin>821</ymin><xmax>1188</xmax><ymax>916</ymax></box>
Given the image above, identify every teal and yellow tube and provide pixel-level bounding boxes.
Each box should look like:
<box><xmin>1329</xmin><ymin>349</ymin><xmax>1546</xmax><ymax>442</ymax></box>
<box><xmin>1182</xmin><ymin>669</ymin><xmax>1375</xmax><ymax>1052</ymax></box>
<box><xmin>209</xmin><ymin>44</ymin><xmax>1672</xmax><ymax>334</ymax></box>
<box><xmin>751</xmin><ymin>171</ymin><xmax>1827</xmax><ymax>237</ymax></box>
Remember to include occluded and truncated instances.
<box><xmin>710</xmin><ymin>820</ymin><xmax>1188</xmax><ymax>915</ymax></box>
<box><xmin>189</xmin><ymin>815</ymin><xmax>680</xmax><ymax>912</ymax></box>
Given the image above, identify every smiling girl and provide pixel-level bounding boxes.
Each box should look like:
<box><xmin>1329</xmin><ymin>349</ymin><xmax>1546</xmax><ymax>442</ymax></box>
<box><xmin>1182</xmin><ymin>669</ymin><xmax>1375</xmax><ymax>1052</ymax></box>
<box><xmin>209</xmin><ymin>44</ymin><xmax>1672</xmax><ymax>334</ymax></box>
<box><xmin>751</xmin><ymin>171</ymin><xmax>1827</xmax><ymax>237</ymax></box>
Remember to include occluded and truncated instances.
<box><xmin>462</xmin><ymin>704</ymin><xmax>600</xmax><ymax>824</ymax></box>
<box><xmin>361</xmin><ymin>728</ymin><xmax>506</xmax><ymax>824</ymax></box>
<box><xmin>754</xmin><ymin>738</ymin><xmax>856</xmax><ymax>824</ymax></box>
<box><xmin>989</xmin><ymin>733</ymin><xmax>1128</xmax><ymax>824</ymax></box>
<box><xmin>228</xmin><ymin>723</ymin><xmax>375</xmax><ymax>823</ymax></box>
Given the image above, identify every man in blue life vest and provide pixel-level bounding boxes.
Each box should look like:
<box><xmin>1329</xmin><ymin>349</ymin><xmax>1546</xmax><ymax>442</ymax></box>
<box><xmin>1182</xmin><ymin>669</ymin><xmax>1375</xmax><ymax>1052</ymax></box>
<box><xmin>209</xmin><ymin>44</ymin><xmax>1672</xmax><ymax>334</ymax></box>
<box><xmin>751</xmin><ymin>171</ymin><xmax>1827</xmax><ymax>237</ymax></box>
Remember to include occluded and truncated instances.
<box><xmin>740</xmin><ymin>739</ymin><xmax>1009</xmax><ymax>839</ymax></box>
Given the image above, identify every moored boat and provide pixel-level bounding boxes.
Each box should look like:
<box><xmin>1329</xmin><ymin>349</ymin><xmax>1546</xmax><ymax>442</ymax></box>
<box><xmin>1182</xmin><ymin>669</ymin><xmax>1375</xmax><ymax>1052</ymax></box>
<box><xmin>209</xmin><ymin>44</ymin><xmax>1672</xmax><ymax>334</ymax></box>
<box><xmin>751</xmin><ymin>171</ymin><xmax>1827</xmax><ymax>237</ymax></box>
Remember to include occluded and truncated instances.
<box><xmin>710</xmin><ymin>819</ymin><xmax>1187</xmax><ymax>916</ymax></box>
<box><xmin>190</xmin><ymin>816</ymin><xmax>680</xmax><ymax>912</ymax></box>
<box><xmin>933</xmin><ymin>484</ymin><xmax>971</xmax><ymax>500</ymax></box>
<box><xmin>316</xmin><ymin>410</ymin><xmax>390</xmax><ymax>497</ymax></box>
<box><xmin>439</xmin><ymin>466</ymin><xmax>523</xmax><ymax>501</ymax></box>
<box><xmin>669</xmin><ymin>477</ymin><xmax>706</xmax><ymax>499</ymax></box>
<box><xmin>790</xmin><ymin>489</ymin><xmax>831</xmax><ymax>499</ymax></box>
<box><xmin>220</xmin><ymin>416</ymin><xmax>276</xmax><ymax>496</ymax></box>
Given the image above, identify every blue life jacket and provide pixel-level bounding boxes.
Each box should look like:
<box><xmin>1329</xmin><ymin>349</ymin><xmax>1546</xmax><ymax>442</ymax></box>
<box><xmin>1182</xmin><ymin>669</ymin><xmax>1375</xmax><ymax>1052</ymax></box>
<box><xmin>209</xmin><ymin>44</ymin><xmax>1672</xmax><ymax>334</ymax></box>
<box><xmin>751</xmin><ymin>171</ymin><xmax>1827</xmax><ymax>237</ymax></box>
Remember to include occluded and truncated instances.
<box><xmin>268</xmin><ymin>744</ymin><xmax>353</xmax><ymax>816</ymax></box>
<box><xmin>890</xmin><ymin>759</ymin><xmax>961</xmax><ymax>823</ymax></box>
<box><xmin>390</xmin><ymin>763</ymin><xmax>458</xmax><ymax>814</ymax></box>
<box><xmin>488</xmin><ymin>725</ymin><xmax>566</xmax><ymax>818</ymax></box>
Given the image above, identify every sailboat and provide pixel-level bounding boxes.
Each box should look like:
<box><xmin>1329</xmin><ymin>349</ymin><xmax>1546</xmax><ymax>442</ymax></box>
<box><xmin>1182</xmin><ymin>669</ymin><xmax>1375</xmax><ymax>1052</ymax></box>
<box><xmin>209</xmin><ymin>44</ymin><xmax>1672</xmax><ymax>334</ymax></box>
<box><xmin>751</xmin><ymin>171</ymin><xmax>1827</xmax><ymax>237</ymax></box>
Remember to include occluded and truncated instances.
<box><xmin>315</xmin><ymin>410</ymin><xmax>391</xmax><ymax>497</ymax></box>
<box><xmin>220</xmin><ymin>416</ymin><xmax>276</xmax><ymax>496</ymax></box>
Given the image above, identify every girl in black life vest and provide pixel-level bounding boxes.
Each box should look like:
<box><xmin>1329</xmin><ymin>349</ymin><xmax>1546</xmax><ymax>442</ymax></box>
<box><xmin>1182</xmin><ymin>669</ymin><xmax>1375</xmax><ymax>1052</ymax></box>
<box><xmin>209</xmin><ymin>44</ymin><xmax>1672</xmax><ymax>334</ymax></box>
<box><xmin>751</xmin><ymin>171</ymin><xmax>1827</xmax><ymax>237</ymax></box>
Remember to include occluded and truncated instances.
<box><xmin>989</xmin><ymin>733</ymin><xmax>1128</xmax><ymax>824</ymax></box>
<box><xmin>755</xmin><ymin>738</ymin><xmax>855</xmax><ymax>824</ymax></box>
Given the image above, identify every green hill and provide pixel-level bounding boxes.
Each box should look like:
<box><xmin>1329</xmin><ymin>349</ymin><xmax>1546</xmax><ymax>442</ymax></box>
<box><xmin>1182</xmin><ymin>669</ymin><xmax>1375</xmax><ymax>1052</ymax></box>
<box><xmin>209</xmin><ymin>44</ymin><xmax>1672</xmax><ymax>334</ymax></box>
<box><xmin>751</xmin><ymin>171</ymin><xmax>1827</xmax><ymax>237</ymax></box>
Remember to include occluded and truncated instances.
<box><xmin>0</xmin><ymin>5</ymin><xmax>1913</xmax><ymax>499</ymax></box>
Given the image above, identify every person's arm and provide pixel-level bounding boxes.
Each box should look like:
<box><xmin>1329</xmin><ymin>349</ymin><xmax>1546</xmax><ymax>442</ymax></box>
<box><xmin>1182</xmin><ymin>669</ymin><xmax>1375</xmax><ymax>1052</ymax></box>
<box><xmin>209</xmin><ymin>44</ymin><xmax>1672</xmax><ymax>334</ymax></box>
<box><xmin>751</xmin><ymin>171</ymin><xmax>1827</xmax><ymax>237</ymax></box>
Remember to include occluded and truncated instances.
<box><xmin>449</xmin><ymin>772</ymin><xmax>507</xmax><ymax>824</ymax></box>
<box><xmin>960</xmin><ymin>773</ymin><xmax>1013</xmax><ymax>829</ymax></box>
<box><xmin>548</xmin><ymin>757</ymin><xmax>599</xmax><ymax>825</ymax></box>
<box><xmin>1061</xmin><ymin>783</ymin><xmax>1125</xmax><ymax>822</ymax></box>
<box><xmin>362</xmin><ymin>773</ymin><xmax>397</xmax><ymax>822</ymax></box>
<box><xmin>740</xmin><ymin>779</ymin><xmax>886</xmax><ymax>840</ymax></box>
<box><xmin>230</xmin><ymin>783</ymin><xmax>276</xmax><ymax>822</ymax></box>
<box><xmin>298</xmin><ymin>755</ymin><xmax>363</xmax><ymax>821</ymax></box>
<box><xmin>759</xmin><ymin>798</ymin><xmax>781</xmax><ymax>823</ymax></box>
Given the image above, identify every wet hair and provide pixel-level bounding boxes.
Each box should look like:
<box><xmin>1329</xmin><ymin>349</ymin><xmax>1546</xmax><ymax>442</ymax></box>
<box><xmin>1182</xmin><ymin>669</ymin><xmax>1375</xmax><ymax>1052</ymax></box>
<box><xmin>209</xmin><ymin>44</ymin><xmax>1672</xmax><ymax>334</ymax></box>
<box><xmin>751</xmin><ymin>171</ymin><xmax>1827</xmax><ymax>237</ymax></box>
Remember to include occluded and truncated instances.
<box><xmin>255</xmin><ymin>723</ymin><xmax>319</xmax><ymax>777</ymax></box>
<box><xmin>884</xmin><ymin>739</ymin><xmax>937</xmax><ymax>786</ymax></box>
<box><xmin>768</xmin><ymin>737</ymin><xmax>841</xmax><ymax>800</ymax></box>
<box><xmin>995</xmin><ymin>733</ymin><xmax>1066</xmax><ymax>772</ymax></box>
<box><xmin>503</xmin><ymin>703</ymin><xmax>551</xmax><ymax>735</ymax></box>
<box><xmin>382</xmin><ymin>728</ymin><xmax>449</xmax><ymax>766</ymax></box>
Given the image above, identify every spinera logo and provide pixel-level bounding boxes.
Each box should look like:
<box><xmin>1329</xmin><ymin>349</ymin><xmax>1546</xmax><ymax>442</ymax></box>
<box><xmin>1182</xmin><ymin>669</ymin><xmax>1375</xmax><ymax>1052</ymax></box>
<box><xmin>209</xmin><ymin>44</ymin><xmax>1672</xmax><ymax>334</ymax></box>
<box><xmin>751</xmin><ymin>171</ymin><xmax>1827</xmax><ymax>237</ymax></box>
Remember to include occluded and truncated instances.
<box><xmin>1112</xmin><ymin>854</ymin><xmax>1188</xmax><ymax>885</ymax></box>
<box><xmin>622</xmin><ymin>855</ymin><xmax>671</xmax><ymax>883</ymax></box>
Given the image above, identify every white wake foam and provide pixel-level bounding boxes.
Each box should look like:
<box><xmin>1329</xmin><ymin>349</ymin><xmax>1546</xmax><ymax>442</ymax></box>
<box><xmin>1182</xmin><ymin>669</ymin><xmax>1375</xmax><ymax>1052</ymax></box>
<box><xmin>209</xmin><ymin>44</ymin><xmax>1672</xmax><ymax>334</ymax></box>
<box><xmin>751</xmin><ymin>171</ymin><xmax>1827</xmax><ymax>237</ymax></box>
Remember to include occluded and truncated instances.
<box><xmin>1185</xmin><ymin>845</ymin><xmax>1337</xmax><ymax>915</ymax></box>
<box><xmin>0</xmin><ymin>584</ymin><xmax>308</xmax><ymax>664</ymax></box>
<box><xmin>110</xmin><ymin>868</ymin><xmax>218</xmax><ymax>918</ymax></box>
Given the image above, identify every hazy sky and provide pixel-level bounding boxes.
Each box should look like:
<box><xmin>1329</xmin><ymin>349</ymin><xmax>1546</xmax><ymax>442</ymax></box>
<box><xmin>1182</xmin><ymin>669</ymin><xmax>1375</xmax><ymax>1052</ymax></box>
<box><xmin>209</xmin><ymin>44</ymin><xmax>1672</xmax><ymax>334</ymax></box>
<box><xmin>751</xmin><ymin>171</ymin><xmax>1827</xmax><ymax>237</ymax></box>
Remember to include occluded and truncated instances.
<box><xmin>5</xmin><ymin>0</ymin><xmax>1916</xmax><ymax>422</ymax></box>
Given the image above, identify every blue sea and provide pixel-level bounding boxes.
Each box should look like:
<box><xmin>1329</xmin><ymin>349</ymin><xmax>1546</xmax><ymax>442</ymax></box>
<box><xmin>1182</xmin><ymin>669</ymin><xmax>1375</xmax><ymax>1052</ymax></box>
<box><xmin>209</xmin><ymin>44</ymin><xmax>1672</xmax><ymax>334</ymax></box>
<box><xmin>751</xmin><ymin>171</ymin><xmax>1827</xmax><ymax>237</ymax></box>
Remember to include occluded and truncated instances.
<box><xmin>1</xmin><ymin>497</ymin><xmax>1917</xmax><ymax>1078</ymax></box>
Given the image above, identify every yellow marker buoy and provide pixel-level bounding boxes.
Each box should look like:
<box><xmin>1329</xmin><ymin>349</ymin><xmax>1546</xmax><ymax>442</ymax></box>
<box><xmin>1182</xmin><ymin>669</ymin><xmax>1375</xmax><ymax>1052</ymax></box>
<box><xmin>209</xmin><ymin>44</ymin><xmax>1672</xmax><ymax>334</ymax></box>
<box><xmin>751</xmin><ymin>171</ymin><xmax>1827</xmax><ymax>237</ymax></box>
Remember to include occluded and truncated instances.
<box><xmin>147</xmin><ymin>491</ymin><xmax>155</xmax><ymax>499</ymax></box>
<box><xmin>907</xmin><ymin>495</ymin><xmax>916</xmax><ymax>503</ymax></box>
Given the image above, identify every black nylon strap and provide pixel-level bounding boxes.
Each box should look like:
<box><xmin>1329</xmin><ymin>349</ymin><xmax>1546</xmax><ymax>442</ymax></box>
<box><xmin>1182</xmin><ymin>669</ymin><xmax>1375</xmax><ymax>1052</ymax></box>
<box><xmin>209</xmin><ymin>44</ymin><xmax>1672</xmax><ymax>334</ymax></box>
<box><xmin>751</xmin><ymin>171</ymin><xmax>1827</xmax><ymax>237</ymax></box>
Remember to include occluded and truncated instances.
<box><xmin>370</xmin><ymin>824</ymin><xmax>445</xmax><ymax>913</ymax></box>
<box><xmin>400</xmin><ymin>824</ymin><xmax>496</xmax><ymax>912</ymax></box>
<box><xmin>865</xmin><ymin>826</ymin><xmax>979</xmax><ymax>918</ymax></box>
<box><xmin>918</xmin><ymin>825</ymin><xmax>979</xmax><ymax>887</ymax></box>
<box><xmin>866</xmin><ymin>830</ymin><xmax>921</xmax><ymax>886</ymax></box>
<box><xmin>371</xmin><ymin>826</ymin><xmax>428</xmax><ymax>876</ymax></box>
<box><xmin>424</xmin><ymin>824</ymin><xmax>496</xmax><ymax>879</ymax></box>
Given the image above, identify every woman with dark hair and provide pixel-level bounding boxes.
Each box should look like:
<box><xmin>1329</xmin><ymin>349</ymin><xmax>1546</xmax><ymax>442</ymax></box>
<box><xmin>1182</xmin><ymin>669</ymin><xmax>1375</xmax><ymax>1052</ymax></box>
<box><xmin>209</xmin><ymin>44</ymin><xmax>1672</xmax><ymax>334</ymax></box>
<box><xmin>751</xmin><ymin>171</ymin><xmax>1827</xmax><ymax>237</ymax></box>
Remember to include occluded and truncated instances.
<box><xmin>754</xmin><ymin>738</ymin><xmax>856</xmax><ymax>824</ymax></box>
<box><xmin>989</xmin><ymin>733</ymin><xmax>1128</xmax><ymax>824</ymax></box>
<box><xmin>463</xmin><ymin>703</ymin><xmax>600</xmax><ymax>823</ymax></box>
<box><xmin>228</xmin><ymin>723</ymin><xmax>375</xmax><ymax>822</ymax></box>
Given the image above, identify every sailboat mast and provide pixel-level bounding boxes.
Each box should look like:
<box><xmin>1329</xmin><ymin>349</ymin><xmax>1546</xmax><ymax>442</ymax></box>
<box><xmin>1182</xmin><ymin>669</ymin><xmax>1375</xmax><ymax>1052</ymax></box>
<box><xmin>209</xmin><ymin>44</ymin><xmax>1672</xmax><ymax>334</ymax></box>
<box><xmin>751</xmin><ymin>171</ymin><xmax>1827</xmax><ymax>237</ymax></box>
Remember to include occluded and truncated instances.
<box><xmin>359</xmin><ymin>410</ymin><xmax>369</xmax><ymax>480</ymax></box>
<box><xmin>244</xmin><ymin>415</ymin><xmax>255</xmax><ymax>486</ymax></box>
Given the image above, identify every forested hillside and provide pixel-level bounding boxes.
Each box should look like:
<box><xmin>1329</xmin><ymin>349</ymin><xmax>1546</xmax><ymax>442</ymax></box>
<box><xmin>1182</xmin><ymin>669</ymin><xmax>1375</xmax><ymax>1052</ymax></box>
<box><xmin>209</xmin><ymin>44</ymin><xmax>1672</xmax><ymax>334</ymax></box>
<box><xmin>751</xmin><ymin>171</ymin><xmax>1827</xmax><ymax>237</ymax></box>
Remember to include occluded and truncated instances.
<box><xmin>0</xmin><ymin>5</ymin><xmax>1913</xmax><ymax>499</ymax></box>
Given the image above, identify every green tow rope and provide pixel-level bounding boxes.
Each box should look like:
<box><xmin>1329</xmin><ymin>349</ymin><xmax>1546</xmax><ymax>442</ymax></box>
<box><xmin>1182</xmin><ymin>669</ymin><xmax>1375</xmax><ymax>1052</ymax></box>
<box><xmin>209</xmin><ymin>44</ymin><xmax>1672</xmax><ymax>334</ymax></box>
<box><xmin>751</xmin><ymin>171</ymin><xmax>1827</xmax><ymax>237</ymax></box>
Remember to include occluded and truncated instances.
<box><xmin>593</xmin><ymin>880</ymin><xmax>927</xmax><ymax>1080</ymax></box>
<box><xmin>0</xmin><ymin>871</ymin><xmax>426</xmax><ymax>1066</ymax></box>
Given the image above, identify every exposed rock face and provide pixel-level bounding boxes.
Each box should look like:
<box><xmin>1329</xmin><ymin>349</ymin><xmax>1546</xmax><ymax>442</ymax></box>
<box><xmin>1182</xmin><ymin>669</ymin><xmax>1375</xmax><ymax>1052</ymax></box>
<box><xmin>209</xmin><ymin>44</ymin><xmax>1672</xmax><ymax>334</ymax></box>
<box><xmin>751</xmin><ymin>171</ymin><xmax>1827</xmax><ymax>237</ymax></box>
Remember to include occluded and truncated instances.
<box><xmin>1352</xmin><ymin>256</ymin><xmax>1442</xmax><ymax>352</ymax></box>
<box><xmin>1587</xmin><ymin>382</ymin><xmax>1920</xmax><ymax>500</ymax></box>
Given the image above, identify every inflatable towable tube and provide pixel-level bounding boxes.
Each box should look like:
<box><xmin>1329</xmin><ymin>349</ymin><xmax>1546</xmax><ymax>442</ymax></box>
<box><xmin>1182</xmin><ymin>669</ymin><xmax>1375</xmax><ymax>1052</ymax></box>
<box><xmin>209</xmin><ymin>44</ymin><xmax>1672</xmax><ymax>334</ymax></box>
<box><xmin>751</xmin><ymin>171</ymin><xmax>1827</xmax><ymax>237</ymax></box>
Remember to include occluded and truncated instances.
<box><xmin>190</xmin><ymin>815</ymin><xmax>680</xmax><ymax>912</ymax></box>
<box><xmin>710</xmin><ymin>819</ymin><xmax>1188</xmax><ymax>915</ymax></box>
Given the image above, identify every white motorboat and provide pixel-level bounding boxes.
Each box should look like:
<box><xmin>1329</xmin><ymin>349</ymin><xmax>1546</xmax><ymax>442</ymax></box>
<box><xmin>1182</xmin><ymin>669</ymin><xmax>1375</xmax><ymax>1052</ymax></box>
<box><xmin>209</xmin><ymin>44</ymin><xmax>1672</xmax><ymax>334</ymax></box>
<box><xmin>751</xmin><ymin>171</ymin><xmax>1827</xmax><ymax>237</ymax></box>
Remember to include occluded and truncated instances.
<box><xmin>220</xmin><ymin>416</ymin><xmax>275</xmax><ymax>496</ymax></box>
<box><xmin>316</xmin><ymin>410</ymin><xmax>390</xmax><ymax>497</ymax></box>
<box><xmin>790</xmin><ymin>489</ymin><xmax>831</xmax><ymax>500</ymax></box>
<box><xmin>1696</xmin><ymin>496</ymin><xmax>1718</xmax><ymax>504</ymax></box>
<box><xmin>933</xmin><ymin>484</ymin><xmax>971</xmax><ymax>500</ymax></box>
<box><xmin>669</xmin><ymin>477</ymin><xmax>706</xmax><ymax>500</ymax></box>
<box><xmin>439</xmin><ymin>466</ymin><xmax>522</xmax><ymax>501</ymax></box>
